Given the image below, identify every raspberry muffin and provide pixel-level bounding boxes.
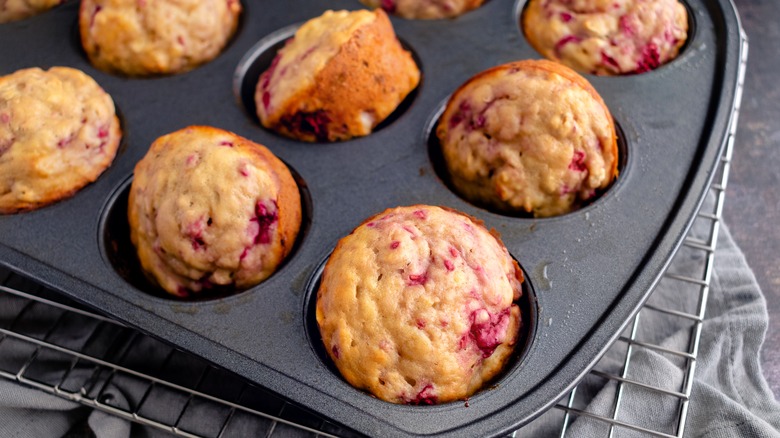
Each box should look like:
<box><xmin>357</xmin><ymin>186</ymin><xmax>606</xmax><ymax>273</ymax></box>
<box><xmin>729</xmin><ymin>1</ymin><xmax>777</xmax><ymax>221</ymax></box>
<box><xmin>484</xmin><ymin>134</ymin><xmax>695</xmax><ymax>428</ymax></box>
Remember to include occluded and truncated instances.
<box><xmin>317</xmin><ymin>205</ymin><xmax>523</xmax><ymax>404</ymax></box>
<box><xmin>436</xmin><ymin>60</ymin><xmax>618</xmax><ymax>218</ymax></box>
<box><xmin>0</xmin><ymin>0</ymin><xmax>62</xmax><ymax>23</ymax></box>
<box><xmin>79</xmin><ymin>0</ymin><xmax>242</xmax><ymax>76</ymax></box>
<box><xmin>0</xmin><ymin>67</ymin><xmax>121</xmax><ymax>214</ymax></box>
<box><xmin>360</xmin><ymin>0</ymin><xmax>485</xmax><ymax>20</ymax></box>
<box><xmin>128</xmin><ymin>126</ymin><xmax>301</xmax><ymax>297</ymax></box>
<box><xmin>255</xmin><ymin>9</ymin><xmax>420</xmax><ymax>142</ymax></box>
<box><xmin>523</xmin><ymin>0</ymin><xmax>688</xmax><ymax>75</ymax></box>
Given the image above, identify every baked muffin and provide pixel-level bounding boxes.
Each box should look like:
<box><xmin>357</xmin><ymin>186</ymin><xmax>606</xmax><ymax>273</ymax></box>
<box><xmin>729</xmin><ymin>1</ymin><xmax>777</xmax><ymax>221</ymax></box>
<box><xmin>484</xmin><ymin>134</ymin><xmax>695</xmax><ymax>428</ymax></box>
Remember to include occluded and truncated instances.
<box><xmin>128</xmin><ymin>126</ymin><xmax>301</xmax><ymax>297</ymax></box>
<box><xmin>436</xmin><ymin>60</ymin><xmax>618</xmax><ymax>217</ymax></box>
<box><xmin>0</xmin><ymin>67</ymin><xmax>121</xmax><ymax>214</ymax></box>
<box><xmin>79</xmin><ymin>0</ymin><xmax>242</xmax><ymax>76</ymax></box>
<box><xmin>317</xmin><ymin>205</ymin><xmax>523</xmax><ymax>404</ymax></box>
<box><xmin>523</xmin><ymin>0</ymin><xmax>688</xmax><ymax>75</ymax></box>
<box><xmin>360</xmin><ymin>0</ymin><xmax>485</xmax><ymax>20</ymax></box>
<box><xmin>0</xmin><ymin>0</ymin><xmax>62</xmax><ymax>23</ymax></box>
<box><xmin>255</xmin><ymin>9</ymin><xmax>420</xmax><ymax>142</ymax></box>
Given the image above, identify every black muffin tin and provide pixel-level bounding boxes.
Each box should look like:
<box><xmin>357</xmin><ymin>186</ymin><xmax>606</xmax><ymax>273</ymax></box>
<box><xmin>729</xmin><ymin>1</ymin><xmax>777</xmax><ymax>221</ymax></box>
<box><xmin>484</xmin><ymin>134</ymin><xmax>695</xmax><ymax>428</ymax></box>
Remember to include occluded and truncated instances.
<box><xmin>0</xmin><ymin>0</ymin><xmax>744</xmax><ymax>436</ymax></box>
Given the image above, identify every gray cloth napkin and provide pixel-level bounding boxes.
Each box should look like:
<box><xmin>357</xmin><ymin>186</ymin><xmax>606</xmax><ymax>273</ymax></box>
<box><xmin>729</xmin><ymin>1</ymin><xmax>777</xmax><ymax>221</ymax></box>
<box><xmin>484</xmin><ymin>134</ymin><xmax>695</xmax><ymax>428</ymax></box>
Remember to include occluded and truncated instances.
<box><xmin>1</xmin><ymin>220</ymin><xmax>779</xmax><ymax>437</ymax></box>
<box><xmin>564</xmin><ymin>219</ymin><xmax>780</xmax><ymax>438</ymax></box>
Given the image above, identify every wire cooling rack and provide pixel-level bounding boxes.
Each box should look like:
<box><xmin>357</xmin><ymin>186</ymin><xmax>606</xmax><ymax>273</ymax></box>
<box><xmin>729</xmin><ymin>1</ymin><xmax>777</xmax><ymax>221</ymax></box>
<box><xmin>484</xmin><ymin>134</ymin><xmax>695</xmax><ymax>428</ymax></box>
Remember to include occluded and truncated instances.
<box><xmin>0</xmin><ymin>32</ymin><xmax>747</xmax><ymax>438</ymax></box>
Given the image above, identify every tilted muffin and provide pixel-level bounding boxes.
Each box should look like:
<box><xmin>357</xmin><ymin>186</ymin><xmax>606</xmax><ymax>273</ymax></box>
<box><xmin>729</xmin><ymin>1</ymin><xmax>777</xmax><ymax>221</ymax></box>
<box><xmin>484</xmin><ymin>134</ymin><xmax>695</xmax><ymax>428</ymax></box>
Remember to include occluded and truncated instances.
<box><xmin>128</xmin><ymin>126</ymin><xmax>301</xmax><ymax>297</ymax></box>
<box><xmin>360</xmin><ymin>0</ymin><xmax>485</xmax><ymax>20</ymax></box>
<box><xmin>255</xmin><ymin>9</ymin><xmax>420</xmax><ymax>142</ymax></box>
<box><xmin>79</xmin><ymin>0</ymin><xmax>242</xmax><ymax>76</ymax></box>
<box><xmin>0</xmin><ymin>67</ymin><xmax>121</xmax><ymax>214</ymax></box>
<box><xmin>436</xmin><ymin>60</ymin><xmax>618</xmax><ymax>217</ymax></box>
<box><xmin>317</xmin><ymin>205</ymin><xmax>523</xmax><ymax>404</ymax></box>
<box><xmin>523</xmin><ymin>0</ymin><xmax>688</xmax><ymax>75</ymax></box>
<box><xmin>0</xmin><ymin>0</ymin><xmax>62</xmax><ymax>23</ymax></box>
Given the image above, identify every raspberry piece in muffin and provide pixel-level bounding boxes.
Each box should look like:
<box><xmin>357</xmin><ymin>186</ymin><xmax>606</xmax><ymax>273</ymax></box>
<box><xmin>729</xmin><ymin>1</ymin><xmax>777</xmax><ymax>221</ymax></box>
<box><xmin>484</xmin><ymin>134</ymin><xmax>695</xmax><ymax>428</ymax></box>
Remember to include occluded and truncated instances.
<box><xmin>79</xmin><ymin>0</ymin><xmax>242</xmax><ymax>76</ymax></box>
<box><xmin>0</xmin><ymin>0</ymin><xmax>62</xmax><ymax>23</ymax></box>
<box><xmin>436</xmin><ymin>60</ymin><xmax>618</xmax><ymax>217</ymax></box>
<box><xmin>128</xmin><ymin>126</ymin><xmax>301</xmax><ymax>297</ymax></box>
<box><xmin>361</xmin><ymin>0</ymin><xmax>485</xmax><ymax>20</ymax></box>
<box><xmin>255</xmin><ymin>9</ymin><xmax>420</xmax><ymax>142</ymax></box>
<box><xmin>316</xmin><ymin>205</ymin><xmax>523</xmax><ymax>404</ymax></box>
<box><xmin>0</xmin><ymin>67</ymin><xmax>121</xmax><ymax>213</ymax></box>
<box><xmin>523</xmin><ymin>0</ymin><xmax>688</xmax><ymax>75</ymax></box>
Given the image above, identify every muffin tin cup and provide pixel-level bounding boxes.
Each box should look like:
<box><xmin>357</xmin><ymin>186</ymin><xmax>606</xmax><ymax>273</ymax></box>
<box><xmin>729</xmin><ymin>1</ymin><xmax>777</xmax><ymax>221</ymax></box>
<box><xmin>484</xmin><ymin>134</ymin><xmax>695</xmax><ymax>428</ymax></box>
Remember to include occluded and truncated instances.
<box><xmin>302</xmin><ymin>253</ymin><xmax>540</xmax><ymax>405</ymax></box>
<box><xmin>233</xmin><ymin>22</ymin><xmax>422</xmax><ymax>135</ymax></box>
<box><xmin>0</xmin><ymin>0</ymin><xmax>745</xmax><ymax>436</ymax></box>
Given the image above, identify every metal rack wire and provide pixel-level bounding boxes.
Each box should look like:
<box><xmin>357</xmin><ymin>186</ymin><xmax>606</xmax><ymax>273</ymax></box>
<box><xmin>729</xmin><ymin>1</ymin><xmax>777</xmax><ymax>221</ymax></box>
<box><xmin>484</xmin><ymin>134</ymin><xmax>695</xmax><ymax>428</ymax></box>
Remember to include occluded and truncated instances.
<box><xmin>537</xmin><ymin>29</ymin><xmax>748</xmax><ymax>438</ymax></box>
<box><xmin>0</xmin><ymin>32</ymin><xmax>747</xmax><ymax>438</ymax></box>
<box><xmin>0</xmin><ymin>274</ymin><xmax>359</xmax><ymax>438</ymax></box>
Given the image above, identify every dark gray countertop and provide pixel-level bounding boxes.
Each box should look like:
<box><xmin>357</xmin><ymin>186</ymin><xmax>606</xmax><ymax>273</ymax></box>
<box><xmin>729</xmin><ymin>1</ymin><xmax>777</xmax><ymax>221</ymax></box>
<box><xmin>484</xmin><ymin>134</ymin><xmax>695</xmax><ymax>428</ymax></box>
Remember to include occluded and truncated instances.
<box><xmin>725</xmin><ymin>0</ymin><xmax>780</xmax><ymax>400</ymax></box>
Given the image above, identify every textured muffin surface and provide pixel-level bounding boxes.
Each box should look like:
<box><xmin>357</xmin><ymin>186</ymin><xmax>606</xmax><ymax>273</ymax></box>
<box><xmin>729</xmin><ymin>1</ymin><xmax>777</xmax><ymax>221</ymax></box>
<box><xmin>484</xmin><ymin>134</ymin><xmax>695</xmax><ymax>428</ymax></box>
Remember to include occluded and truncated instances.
<box><xmin>360</xmin><ymin>0</ymin><xmax>485</xmax><ymax>19</ymax></box>
<box><xmin>0</xmin><ymin>0</ymin><xmax>62</xmax><ymax>23</ymax></box>
<box><xmin>255</xmin><ymin>9</ymin><xmax>420</xmax><ymax>142</ymax></box>
<box><xmin>437</xmin><ymin>60</ymin><xmax>617</xmax><ymax>218</ymax></box>
<box><xmin>523</xmin><ymin>0</ymin><xmax>688</xmax><ymax>75</ymax></box>
<box><xmin>79</xmin><ymin>0</ymin><xmax>242</xmax><ymax>76</ymax></box>
<box><xmin>0</xmin><ymin>67</ymin><xmax>121</xmax><ymax>213</ymax></box>
<box><xmin>128</xmin><ymin>126</ymin><xmax>301</xmax><ymax>297</ymax></box>
<box><xmin>317</xmin><ymin>205</ymin><xmax>523</xmax><ymax>404</ymax></box>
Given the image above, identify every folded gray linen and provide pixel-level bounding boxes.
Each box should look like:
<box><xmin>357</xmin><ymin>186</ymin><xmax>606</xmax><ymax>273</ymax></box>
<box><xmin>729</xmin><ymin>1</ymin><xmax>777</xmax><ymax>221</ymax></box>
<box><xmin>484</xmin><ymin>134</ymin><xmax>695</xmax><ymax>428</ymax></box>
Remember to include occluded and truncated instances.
<box><xmin>562</xmin><ymin>220</ymin><xmax>780</xmax><ymax>438</ymax></box>
<box><xmin>0</xmin><ymin>220</ymin><xmax>778</xmax><ymax>438</ymax></box>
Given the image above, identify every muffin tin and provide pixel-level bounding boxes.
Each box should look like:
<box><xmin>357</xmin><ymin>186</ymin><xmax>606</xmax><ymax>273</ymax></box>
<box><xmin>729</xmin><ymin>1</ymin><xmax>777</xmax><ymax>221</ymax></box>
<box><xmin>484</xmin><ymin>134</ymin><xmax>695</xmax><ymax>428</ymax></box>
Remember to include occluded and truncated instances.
<box><xmin>0</xmin><ymin>0</ymin><xmax>744</xmax><ymax>436</ymax></box>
